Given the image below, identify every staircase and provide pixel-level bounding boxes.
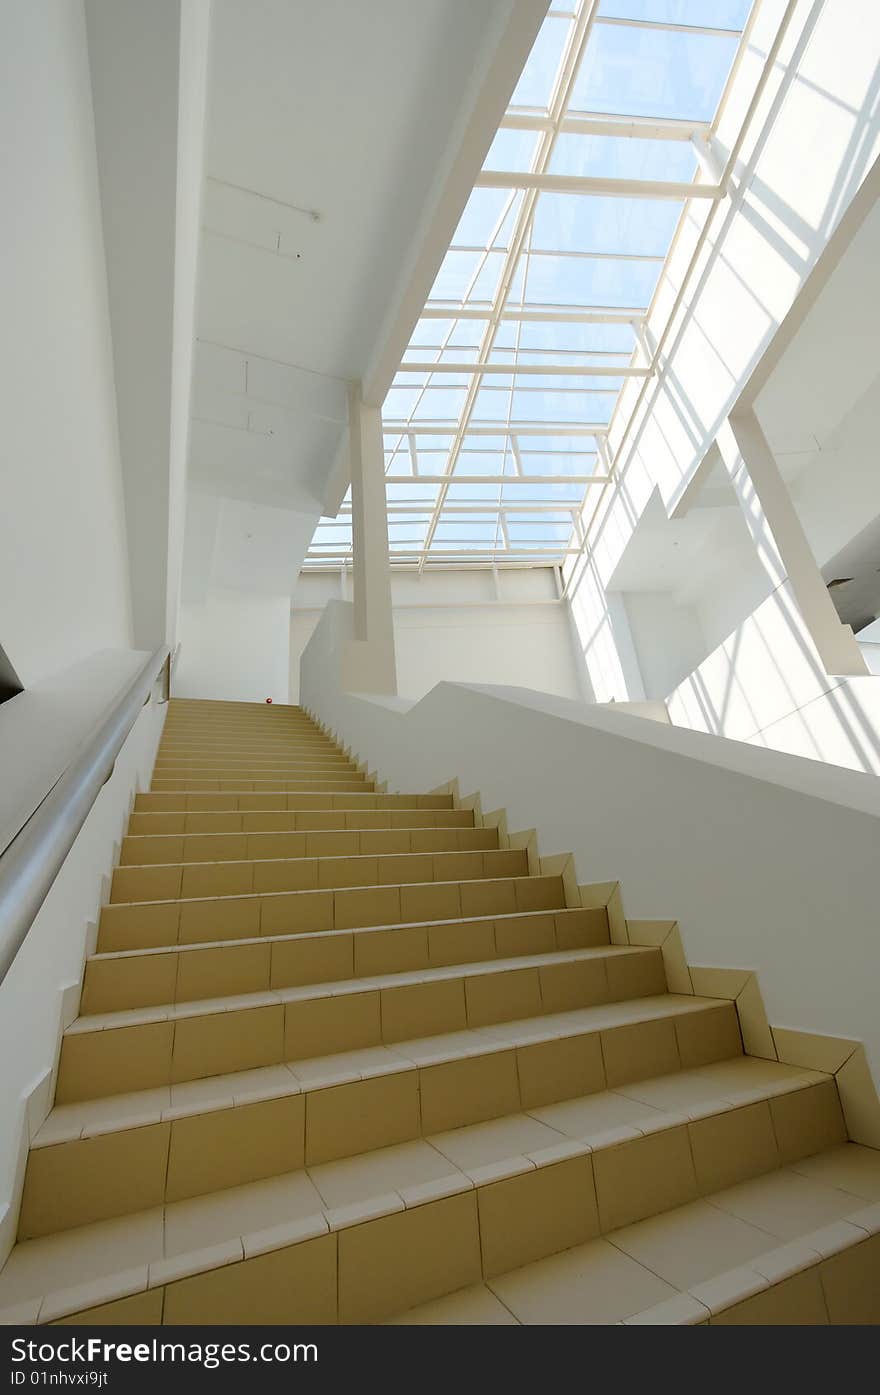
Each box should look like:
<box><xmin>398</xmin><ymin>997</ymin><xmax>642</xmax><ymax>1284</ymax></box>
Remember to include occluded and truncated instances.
<box><xmin>1</xmin><ymin>697</ymin><xmax>878</xmax><ymax>1326</ymax></box>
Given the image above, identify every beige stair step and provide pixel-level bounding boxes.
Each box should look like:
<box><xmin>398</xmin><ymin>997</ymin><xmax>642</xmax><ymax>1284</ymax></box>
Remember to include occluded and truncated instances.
<box><xmin>109</xmin><ymin>847</ymin><xmax>525</xmax><ymax>904</ymax></box>
<box><xmin>390</xmin><ymin>1143</ymin><xmax>880</xmax><ymax>1326</ymax></box>
<box><xmin>134</xmin><ymin>791</ymin><xmax>454</xmax><ymax>812</ymax></box>
<box><xmin>82</xmin><ymin>905</ymin><xmax>606</xmax><ymax>1013</ymax></box>
<box><xmin>152</xmin><ymin>765</ymin><xmax>360</xmax><ymax>780</ymax></box>
<box><xmin>127</xmin><ymin>807</ymin><xmax>476</xmax><ymax>835</ymax></box>
<box><xmin>24</xmin><ymin>1048</ymin><xmax>831</xmax><ymax>1240</ymax></box>
<box><xmin>57</xmin><ymin>943</ymin><xmax>670</xmax><ymax>1102</ymax></box>
<box><xmin>119</xmin><ymin>824</ymin><xmax>498</xmax><ymax>867</ymax></box>
<box><xmin>96</xmin><ymin>872</ymin><xmax>566</xmax><ymax>954</ymax></box>
<box><xmin>43</xmin><ymin>993</ymin><xmax>741</xmax><ymax>1177</ymax></box>
<box><xmin>149</xmin><ymin>777</ymin><xmax>373</xmax><ymax>792</ymax></box>
<box><xmin>2</xmin><ymin>1080</ymin><xmax>864</xmax><ymax>1326</ymax></box>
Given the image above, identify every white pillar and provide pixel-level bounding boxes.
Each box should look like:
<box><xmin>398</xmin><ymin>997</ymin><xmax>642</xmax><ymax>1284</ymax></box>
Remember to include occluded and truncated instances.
<box><xmin>719</xmin><ymin>411</ymin><xmax>866</xmax><ymax>676</ymax></box>
<box><xmin>342</xmin><ymin>384</ymin><xmax>397</xmax><ymax>694</ymax></box>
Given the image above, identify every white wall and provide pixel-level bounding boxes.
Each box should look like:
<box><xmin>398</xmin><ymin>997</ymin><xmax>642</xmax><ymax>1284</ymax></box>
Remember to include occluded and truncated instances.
<box><xmin>622</xmin><ymin>592</ymin><xmax>705</xmax><ymax>702</ymax></box>
<box><xmin>0</xmin><ymin>688</ymin><xmax>165</xmax><ymax>1267</ymax></box>
<box><xmin>289</xmin><ymin>569</ymin><xmax>588</xmax><ymax>704</ymax></box>
<box><xmin>791</xmin><ymin>375</ymin><xmax>880</xmax><ymax>572</ymax></box>
<box><xmin>302</xmin><ymin>601</ymin><xmax>880</xmax><ymax>1099</ymax></box>
<box><xmin>176</xmin><ymin>589</ymin><xmax>291</xmax><ymax>704</ymax></box>
<box><xmin>0</xmin><ymin>1</ymin><xmax>132</xmax><ymax>687</ymax></box>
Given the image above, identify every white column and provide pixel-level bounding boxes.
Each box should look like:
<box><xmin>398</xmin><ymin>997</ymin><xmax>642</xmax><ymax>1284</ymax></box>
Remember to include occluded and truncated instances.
<box><xmin>719</xmin><ymin>410</ymin><xmax>866</xmax><ymax>676</ymax></box>
<box><xmin>343</xmin><ymin>384</ymin><xmax>397</xmax><ymax>695</ymax></box>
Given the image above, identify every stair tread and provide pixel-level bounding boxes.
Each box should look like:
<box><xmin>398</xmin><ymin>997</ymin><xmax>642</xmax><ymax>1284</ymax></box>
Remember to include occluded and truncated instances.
<box><xmin>68</xmin><ymin>944</ymin><xmax>660</xmax><ymax>1033</ymax></box>
<box><xmin>388</xmin><ymin>1145</ymin><xmax>880</xmax><ymax>1325</ymax></box>
<box><xmin>87</xmin><ymin>904</ymin><xmax>601</xmax><ymax>963</ymax></box>
<box><xmin>4</xmin><ymin>1124</ymin><xmax>873</xmax><ymax>1325</ymax></box>
<box><xmin>41</xmin><ymin>992</ymin><xmax>732</xmax><ymax>1143</ymax></box>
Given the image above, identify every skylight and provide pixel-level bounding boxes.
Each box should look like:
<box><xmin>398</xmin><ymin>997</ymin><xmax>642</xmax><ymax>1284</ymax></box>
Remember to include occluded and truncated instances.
<box><xmin>305</xmin><ymin>0</ymin><xmax>754</xmax><ymax>571</ymax></box>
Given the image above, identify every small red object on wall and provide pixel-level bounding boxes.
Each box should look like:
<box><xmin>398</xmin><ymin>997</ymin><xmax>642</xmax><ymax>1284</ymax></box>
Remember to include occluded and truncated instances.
<box><xmin>265</xmin><ymin>697</ymin><xmax>273</xmax><ymax>704</ymax></box>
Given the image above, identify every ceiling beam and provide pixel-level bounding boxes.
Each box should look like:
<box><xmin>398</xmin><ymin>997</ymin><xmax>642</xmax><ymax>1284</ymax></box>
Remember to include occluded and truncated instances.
<box><xmin>502</xmin><ymin>112</ymin><xmax>710</xmax><ymax>140</ymax></box>
<box><xmin>418</xmin><ymin>305</ymin><xmax>645</xmax><ymax>323</ymax></box>
<box><xmin>396</xmin><ymin>362</ymin><xmax>649</xmax><ymax>376</ymax></box>
<box><xmin>475</xmin><ymin>170</ymin><xmax>721</xmax><ymax>200</ymax></box>
<box><xmin>384</xmin><ymin>474</ymin><xmax>606</xmax><ymax>485</ymax></box>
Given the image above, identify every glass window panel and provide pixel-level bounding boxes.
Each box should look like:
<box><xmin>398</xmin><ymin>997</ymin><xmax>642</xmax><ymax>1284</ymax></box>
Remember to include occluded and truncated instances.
<box><xmin>454</xmin><ymin>451</ymin><xmax>511</xmax><ymax>475</ymax></box>
<box><xmin>570</xmin><ymin>23</ymin><xmax>738</xmax><ymax>121</ymax></box>
<box><xmin>549</xmin><ymin>134</ymin><xmax>697</xmax><ymax>182</ymax></box>
<box><xmin>409</xmin><ymin>318</ymin><xmax>451</xmax><ymax>346</ymax></box>
<box><xmin>531</xmin><ymin>193</ymin><xmax>682</xmax><ymax>256</ymax></box>
<box><xmin>470</xmin><ymin>386</ymin><xmax>512</xmax><ymax>422</ymax></box>
<box><xmin>383</xmin><ymin>387</ymin><xmax>420</xmax><ymax>419</ymax></box>
<box><xmin>430</xmin><ymin>250</ymin><xmax>500</xmax><ymax>302</ymax></box>
<box><xmin>510</xmin><ymin>14</ymin><xmax>571</xmax><ymax>108</ymax></box>
<box><xmin>597</xmin><ymin>2</ymin><xmax>750</xmax><ymax>26</ymax></box>
<box><xmin>386</xmin><ymin>483</ymin><xmax>440</xmax><ymax>504</ymax></box>
<box><xmin>450</xmin><ymin>189</ymin><xmax>520</xmax><ymax>248</ymax></box>
<box><xmin>448</xmin><ymin>320</ymin><xmax>489</xmax><ymax>347</ymax></box>
<box><xmin>516</xmin><ymin>451</ymin><xmax>599</xmax><ymax>475</ymax></box>
<box><xmin>510</xmin><ymin>389</ymin><xmax>617</xmax><ymax>422</ymax></box>
<box><xmin>434</xmin><ymin>522</ymin><xmax>503</xmax><ymax>541</ymax></box>
<box><xmin>409</xmin><ymin>387</ymin><xmax>468</xmax><ymax>421</ymax></box>
<box><xmin>522</xmin><ymin>253</ymin><xmax>661</xmax><ymax>308</ymax></box>
<box><xmin>516</xmin><ymin>433</ymin><xmax>600</xmax><ymax>452</ymax></box>
<box><xmin>515</xmin><ymin>320</ymin><xmax>635</xmax><ymax>353</ymax></box>
<box><xmin>511</xmin><ymin>372</ymin><xmax>625</xmax><ymax>392</ymax></box>
<box><xmin>502</xmin><ymin>482</ymin><xmax>583</xmax><ymax>501</ymax></box>
<box><xmin>446</xmin><ymin>483</ymin><xmax>507</xmax><ymax>502</ymax></box>
<box><xmin>507</xmin><ymin>522</ymin><xmax>574</xmax><ymax>541</ymax></box>
<box><xmin>484</xmin><ymin>127</ymin><xmax>540</xmax><ymax>173</ymax></box>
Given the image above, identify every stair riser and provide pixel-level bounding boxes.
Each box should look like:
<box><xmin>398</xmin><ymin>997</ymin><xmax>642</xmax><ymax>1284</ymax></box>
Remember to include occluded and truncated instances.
<box><xmin>134</xmin><ymin>793</ymin><xmax>453</xmax><ymax>812</ymax></box>
<box><xmin>97</xmin><ymin>875</ymin><xmax>564</xmax><ymax>954</ymax></box>
<box><xmin>28</xmin><ymin>999</ymin><xmax>770</xmax><ymax>1240</ymax></box>
<box><xmin>156</xmin><ymin>747</ymin><xmax>350</xmax><ymax>758</ymax></box>
<box><xmin>110</xmin><ymin>849</ymin><xmax>527</xmax><ymax>904</ymax></box>
<box><xmin>82</xmin><ymin>908</ymin><xmax>610</xmax><ymax>1012</ymax></box>
<box><xmin>150</xmin><ymin>780</ymin><xmax>372</xmax><ymax>793</ymax></box>
<box><xmin>127</xmin><ymin>809</ymin><xmax>476</xmax><ymax>835</ymax></box>
<box><xmin>119</xmin><ymin>826</ymin><xmax>498</xmax><ymax>867</ymax></box>
<box><xmin>153</xmin><ymin>768</ymin><xmax>348</xmax><ymax>782</ymax></box>
<box><xmin>58</xmin><ymin>947</ymin><xmax>669</xmax><ymax>1102</ymax></box>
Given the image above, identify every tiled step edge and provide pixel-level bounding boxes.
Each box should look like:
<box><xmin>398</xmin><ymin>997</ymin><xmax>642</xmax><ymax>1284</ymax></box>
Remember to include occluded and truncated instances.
<box><xmin>4</xmin><ymin>1080</ymin><xmax>862</xmax><ymax>1327</ymax></box>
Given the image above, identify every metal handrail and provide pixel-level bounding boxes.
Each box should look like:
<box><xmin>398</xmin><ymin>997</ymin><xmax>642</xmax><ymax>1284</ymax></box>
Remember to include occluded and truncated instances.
<box><xmin>0</xmin><ymin>645</ymin><xmax>170</xmax><ymax>984</ymax></box>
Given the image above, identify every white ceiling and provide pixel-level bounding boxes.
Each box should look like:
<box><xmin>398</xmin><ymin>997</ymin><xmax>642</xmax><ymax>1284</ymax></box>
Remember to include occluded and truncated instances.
<box><xmin>189</xmin><ymin>0</ymin><xmax>516</xmax><ymax>521</ymax></box>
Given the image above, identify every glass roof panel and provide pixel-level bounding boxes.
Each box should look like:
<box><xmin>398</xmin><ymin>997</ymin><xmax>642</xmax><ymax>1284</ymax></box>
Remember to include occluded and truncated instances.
<box><xmin>570</xmin><ymin>22</ymin><xmax>739</xmax><ymax>121</ymax></box>
<box><xmin>304</xmin><ymin>0</ymin><xmax>750</xmax><ymax>569</ymax></box>
<box><xmin>597</xmin><ymin>2</ymin><xmax>751</xmax><ymax>25</ymax></box>
<box><xmin>548</xmin><ymin>134</ymin><xmax>697</xmax><ymax>182</ymax></box>
<box><xmin>509</xmin><ymin>14</ymin><xmax>572</xmax><ymax>109</ymax></box>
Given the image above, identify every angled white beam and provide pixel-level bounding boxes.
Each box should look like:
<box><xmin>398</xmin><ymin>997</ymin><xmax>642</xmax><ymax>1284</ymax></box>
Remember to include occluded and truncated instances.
<box><xmin>502</xmin><ymin>112</ymin><xmax>710</xmax><ymax>140</ymax></box>
<box><xmin>386</xmin><ymin>475</ymin><xmax>604</xmax><ymax>485</ymax></box>
<box><xmin>396</xmin><ymin>362</ymin><xmax>649</xmax><ymax>376</ymax></box>
<box><xmin>384</xmin><ymin>421</ymin><xmax>607</xmax><ymax>436</ymax></box>
<box><xmin>345</xmin><ymin>503</ymin><xmax>585</xmax><ymax>515</ymax></box>
<box><xmin>596</xmin><ymin>15</ymin><xmax>742</xmax><ymax>38</ymax></box>
<box><xmin>418</xmin><ymin>306</ymin><xmax>645</xmax><ymax>323</ymax></box>
<box><xmin>475</xmin><ymin>170</ymin><xmax>722</xmax><ymax>200</ymax></box>
<box><xmin>360</xmin><ymin>1</ymin><xmax>550</xmax><ymax>411</ymax></box>
<box><xmin>691</xmin><ymin>133</ymin><xmax>726</xmax><ymax>186</ymax></box>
